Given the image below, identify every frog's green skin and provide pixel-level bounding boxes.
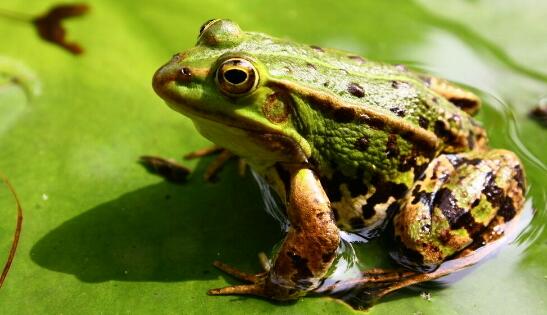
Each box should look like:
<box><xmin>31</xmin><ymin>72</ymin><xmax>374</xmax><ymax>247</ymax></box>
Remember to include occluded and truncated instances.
<box><xmin>152</xmin><ymin>19</ymin><xmax>526</xmax><ymax>301</ymax></box>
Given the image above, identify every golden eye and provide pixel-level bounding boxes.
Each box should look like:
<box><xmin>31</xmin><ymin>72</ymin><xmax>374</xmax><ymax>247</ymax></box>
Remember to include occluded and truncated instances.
<box><xmin>216</xmin><ymin>58</ymin><xmax>258</xmax><ymax>95</ymax></box>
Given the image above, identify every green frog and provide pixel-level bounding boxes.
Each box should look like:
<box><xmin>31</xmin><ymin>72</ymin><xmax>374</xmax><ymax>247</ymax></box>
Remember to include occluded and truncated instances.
<box><xmin>151</xmin><ymin>19</ymin><xmax>526</xmax><ymax>304</ymax></box>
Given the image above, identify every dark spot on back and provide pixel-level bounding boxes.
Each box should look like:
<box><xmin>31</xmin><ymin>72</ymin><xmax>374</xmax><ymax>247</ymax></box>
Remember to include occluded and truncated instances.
<box><xmin>357</xmin><ymin>114</ymin><xmax>385</xmax><ymax>130</ymax></box>
<box><xmin>390</xmin><ymin>107</ymin><xmax>406</xmax><ymax>117</ymax></box>
<box><xmin>434</xmin><ymin>120</ymin><xmax>459</xmax><ymax>145</ymax></box>
<box><xmin>355</xmin><ymin>136</ymin><xmax>370</xmax><ymax>151</ymax></box>
<box><xmin>386</xmin><ymin>134</ymin><xmax>399</xmax><ymax>158</ymax></box>
<box><xmin>434</xmin><ymin>120</ymin><xmax>450</xmax><ymax>138</ymax></box>
<box><xmin>348</xmin><ymin>55</ymin><xmax>366</xmax><ymax>64</ymax></box>
<box><xmin>338</xmin><ymin>68</ymin><xmax>349</xmax><ymax>75</ymax></box>
<box><xmin>418</xmin><ymin>116</ymin><xmax>430</xmax><ymax>129</ymax></box>
<box><xmin>391</xmin><ymin>80</ymin><xmax>404</xmax><ymax>89</ymax></box>
<box><xmin>310</xmin><ymin>45</ymin><xmax>324</xmax><ymax>52</ymax></box>
<box><xmin>333</xmin><ymin>107</ymin><xmax>356</xmax><ymax>122</ymax></box>
<box><xmin>347</xmin><ymin>82</ymin><xmax>365</xmax><ymax>98</ymax></box>
<box><xmin>306</xmin><ymin>62</ymin><xmax>317</xmax><ymax>70</ymax></box>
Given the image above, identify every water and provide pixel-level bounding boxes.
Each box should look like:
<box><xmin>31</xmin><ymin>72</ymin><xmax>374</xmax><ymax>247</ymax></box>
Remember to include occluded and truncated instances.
<box><xmin>1</xmin><ymin>1</ymin><xmax>546</xmax><ymax>314</ymax></box>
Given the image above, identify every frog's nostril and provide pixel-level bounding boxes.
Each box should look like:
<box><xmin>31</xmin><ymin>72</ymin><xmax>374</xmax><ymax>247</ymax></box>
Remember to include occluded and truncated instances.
<box><xmin>176</xmin><ymin>67</ymin><xmax>192</xmax><ymax>84</ymax></box>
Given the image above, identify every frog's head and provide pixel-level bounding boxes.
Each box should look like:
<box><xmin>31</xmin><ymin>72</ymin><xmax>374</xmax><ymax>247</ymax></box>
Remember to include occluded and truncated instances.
<box><xmin>153</xmin><ymin>19</ymin><xmax>311</xmax><ymax>170</ymax></box>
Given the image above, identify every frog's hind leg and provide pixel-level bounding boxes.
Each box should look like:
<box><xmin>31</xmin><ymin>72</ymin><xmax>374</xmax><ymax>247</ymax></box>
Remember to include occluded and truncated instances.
<box><xmin>391</xmin><ymin>149</ymin><xmax>525</xmax><ymax>270</ymax></box>
<box><xmin>336</xmin><ymin>208</ymin><xmax>526</xmax><ymax>303</ymax></box>
<box><xmin>422</xmin><ymin>75</ymin><xmax>481</xmax><ymax>115</ymax></box>
<box><xmin>320</xmin><ymin>149</ymin><xmax>526</xmax><ymax>303</ymax></box>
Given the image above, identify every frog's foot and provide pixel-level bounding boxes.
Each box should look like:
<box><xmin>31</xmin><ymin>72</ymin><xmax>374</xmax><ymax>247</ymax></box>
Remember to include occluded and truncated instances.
<box><xmin>184</xmin><ymin>146</ymin><xmax>247</xmax><ymax>181</ymax></box>
<box><xmin>208</xmin><ymin>257</ymin><xmax>270</xmax><ymax>297</ymax></box>
<box><xmin>139</xmin><ymin>155</ymin><xmax>191</xmax><ymax>183</ymax></box>
<box><xmin>319</xmin><ymin>268</ymin><xmax>417</xmax><ymax>296</ymax></box>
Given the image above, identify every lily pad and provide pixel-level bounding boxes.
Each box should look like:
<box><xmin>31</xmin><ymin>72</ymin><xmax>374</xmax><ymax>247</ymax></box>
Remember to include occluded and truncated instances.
<box><xmin>0</xmin><ymin>1</ymin><xmax>545</xmax><ymax>314</ymax></box>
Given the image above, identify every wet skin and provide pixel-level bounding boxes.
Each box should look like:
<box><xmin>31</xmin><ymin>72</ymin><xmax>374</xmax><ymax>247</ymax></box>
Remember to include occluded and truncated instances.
<box><xmin>152</xmin><ymin>19</ymin><xmax>526</xmax><ymax>303</ymax></box>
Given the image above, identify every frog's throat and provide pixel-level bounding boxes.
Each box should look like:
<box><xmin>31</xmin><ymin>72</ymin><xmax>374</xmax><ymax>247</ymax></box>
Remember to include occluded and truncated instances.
<box><xmin>163</xmin><ymin>96</ymin><xmax>311</xmax><ymax>164</ymax></box>
<box><xmin>267</xmin><ymin>79</ymin><xmax>440</xmax><ymax>151</ymax></box>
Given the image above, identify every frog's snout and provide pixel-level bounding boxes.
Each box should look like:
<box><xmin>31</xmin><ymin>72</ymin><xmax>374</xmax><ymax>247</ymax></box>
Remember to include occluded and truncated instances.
<box><xmin>152</xmin><ymin>61</ymin><xmax>192</xmax><ymax>100</ymax></box>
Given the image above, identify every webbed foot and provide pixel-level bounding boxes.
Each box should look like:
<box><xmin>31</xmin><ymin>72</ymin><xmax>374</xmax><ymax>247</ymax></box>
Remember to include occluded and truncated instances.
<box><xmin>139</xmin><ymin>156</ymin><xmax>191</xmax><ymax>183</ymax></box>
<box><xmin>208</xmin><ymin>253</ymin><xmax>274</xmax><ymax>298</ymax></box>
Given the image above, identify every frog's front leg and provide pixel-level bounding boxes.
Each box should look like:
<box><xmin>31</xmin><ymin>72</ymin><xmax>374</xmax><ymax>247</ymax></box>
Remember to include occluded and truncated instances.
<box><xmin>209</xmin><ymin>167</ymin><xmax>340</xmax><ymax>300</ymax></box>
<box><xmin>184</xmin><ymin>146</ymin><xmax>248</xmax><ymax>180</ymax></box>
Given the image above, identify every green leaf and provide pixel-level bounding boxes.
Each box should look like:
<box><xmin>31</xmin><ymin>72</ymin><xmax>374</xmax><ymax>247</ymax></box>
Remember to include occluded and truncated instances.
<box><xmin>0</xmin><ymin>1</ymin><xmax>545</xmax><ymax>314</ymax></box>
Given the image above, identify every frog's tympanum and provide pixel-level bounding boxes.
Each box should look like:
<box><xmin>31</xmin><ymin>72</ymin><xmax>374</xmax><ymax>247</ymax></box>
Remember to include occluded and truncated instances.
<box><xmin>152</xmin><ymin>19</ymin><xmax>527</xmax><ymax>305</ymax></box>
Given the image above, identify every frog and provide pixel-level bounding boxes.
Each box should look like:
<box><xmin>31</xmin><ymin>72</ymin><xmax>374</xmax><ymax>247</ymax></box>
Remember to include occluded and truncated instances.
<box><xmin>151</xmin><ymin>19</ymin><xmax>527</xmax><ymax>304</ymax></box>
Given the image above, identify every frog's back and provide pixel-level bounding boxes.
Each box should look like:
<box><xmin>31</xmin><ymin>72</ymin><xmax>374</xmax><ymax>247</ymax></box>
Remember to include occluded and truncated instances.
<box><xmin>239</xmin><ymin>32</ymin><xmax>482</xmax><ymax>152</ymax></box>
<box><xmin>241</xmin><ymin>33</ymin><xmax>487</xmax><ymax>233</ymax></box>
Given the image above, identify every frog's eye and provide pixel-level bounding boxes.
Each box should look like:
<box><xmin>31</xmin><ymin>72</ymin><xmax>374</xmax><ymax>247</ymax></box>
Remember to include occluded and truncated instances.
<box><xmin>216</xmin><ymin>58</ymin><xmax>258</xmax><ymax>96</ymax></box>
<box><xmin>199</xmin><ymin>19</ymin><xmax>219</xmax><ymax>37</ymax></box>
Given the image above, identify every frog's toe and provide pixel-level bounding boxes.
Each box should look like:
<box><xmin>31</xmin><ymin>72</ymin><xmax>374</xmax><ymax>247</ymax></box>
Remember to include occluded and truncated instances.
<box><xmin>212</xmin><ymin>260</ymin><xmax>266</xmax><ymax>283</ymax></box>
<box><xmin>139</xmin><ymin>155</ymin><xmax>191</xmax><ymax>183</ymax></box>
<box><xmin>208</xmin><ymin>283</ymin><xmax>266</xmax><ymax>297</ymax></box>
<box><xmin>209</xmin><ymin>260</ymin><xmax>270</xmax><ymax>297</ymax></box>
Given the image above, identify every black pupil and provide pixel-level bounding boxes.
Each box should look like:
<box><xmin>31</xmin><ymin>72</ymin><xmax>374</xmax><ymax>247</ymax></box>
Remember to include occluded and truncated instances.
<box><xmin>224</xmin><ymin>69</ymin><xmax>248</xmax><ymax>85</ymax></box>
